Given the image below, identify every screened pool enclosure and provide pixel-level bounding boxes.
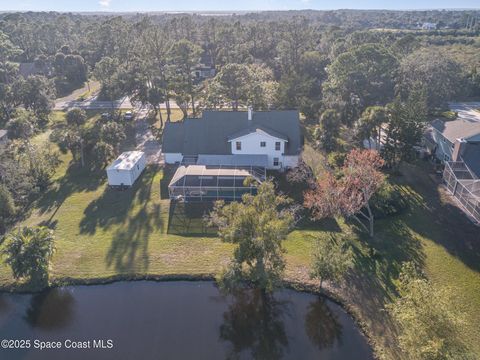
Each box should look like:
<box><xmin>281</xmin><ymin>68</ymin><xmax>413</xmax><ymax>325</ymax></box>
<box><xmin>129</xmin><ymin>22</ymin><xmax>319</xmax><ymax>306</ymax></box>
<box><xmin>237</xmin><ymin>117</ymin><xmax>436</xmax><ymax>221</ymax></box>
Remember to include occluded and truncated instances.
<box><xmin>443</xmin><ymin>161</ymin><xmax>480</xmax><ymax>224</ymax></box>
<box><xmin>168</xmin><ymin>165</ymin><xmax>266</xmax><ymax>202</ymax></box>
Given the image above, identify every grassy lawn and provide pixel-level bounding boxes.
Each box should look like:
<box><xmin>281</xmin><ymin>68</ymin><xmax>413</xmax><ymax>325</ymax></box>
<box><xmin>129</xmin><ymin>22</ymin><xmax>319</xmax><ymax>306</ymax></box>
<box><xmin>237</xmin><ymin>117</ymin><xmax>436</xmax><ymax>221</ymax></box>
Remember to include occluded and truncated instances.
<box><xmin>1</xmin><ymin>128</ymin><xmax>479</xmax><ymax>358</ymax></box>
<box><xmin>152</xmin><ymin>109</ymin><xmax>185</xmax><ymax>129</ymax></box>
<box><xmin>0</xmin><ymin>165</ymin><xmax>233</xmax><ymax>286</ymax></box>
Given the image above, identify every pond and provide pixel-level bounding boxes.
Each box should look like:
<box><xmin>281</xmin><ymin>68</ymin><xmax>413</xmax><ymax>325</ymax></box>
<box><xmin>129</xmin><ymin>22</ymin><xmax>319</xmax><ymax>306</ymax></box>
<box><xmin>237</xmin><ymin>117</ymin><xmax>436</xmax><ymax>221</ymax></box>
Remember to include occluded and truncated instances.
<box><xmin>0</xmin><ymin>281</ymin><xmax>373</xmax><ymax>360</ymax></box>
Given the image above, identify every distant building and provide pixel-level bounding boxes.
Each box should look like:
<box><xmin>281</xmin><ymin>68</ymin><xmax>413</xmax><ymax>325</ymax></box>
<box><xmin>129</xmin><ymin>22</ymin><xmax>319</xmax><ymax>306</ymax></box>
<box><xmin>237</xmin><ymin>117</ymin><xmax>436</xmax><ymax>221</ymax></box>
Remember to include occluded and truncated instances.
<box><xmin>421</xmin><ymin>22</ymin><xmax>437</xmax><ymax>30</ymax></box>
<box><xmin>193</xmin><ymin>65</ymin><xmax>216</xmax><ymax>81</ymax></box>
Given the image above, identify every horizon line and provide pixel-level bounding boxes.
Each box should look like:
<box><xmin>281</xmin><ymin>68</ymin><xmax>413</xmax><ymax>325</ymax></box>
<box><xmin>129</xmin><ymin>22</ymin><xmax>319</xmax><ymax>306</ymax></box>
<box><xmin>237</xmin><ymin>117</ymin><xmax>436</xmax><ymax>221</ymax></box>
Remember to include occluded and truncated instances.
<box><xmin>1</xmin><ymin>8</ymin><xmax>479</xmax><ymax>13</ymax></box>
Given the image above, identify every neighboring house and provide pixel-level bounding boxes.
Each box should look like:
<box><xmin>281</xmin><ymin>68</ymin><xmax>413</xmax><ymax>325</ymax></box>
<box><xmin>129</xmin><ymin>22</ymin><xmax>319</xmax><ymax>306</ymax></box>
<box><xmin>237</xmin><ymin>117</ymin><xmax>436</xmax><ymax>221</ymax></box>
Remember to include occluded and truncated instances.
<box><xmin>426</xmin><ymin>103</ymin><xmax>480</xmax><ymax>223</ymax></box>
<box><xmin>193</xmin><ymin>65</ymin><xmax>216</xmax><ymax>81</ymax></box>
<box><xmin>425</xmin><ymin>118</ymin><xmax>480</xmax><ymax>162</ymax></box>
<box><xmin>162</xmin><ymin>108</ymin><xmax>302</xmax><ymax>171</ymax></box>
<box><xmin>0</xmin><ymin>130</ymin><xmax>8</xmax><ymax>146</ymax></box>
<box><xmin>106</xmin><ymin>151</ymin><xmax>146</xmax><ymax>187</ymax></box>
<box><xmin>424</xmin><ymin>104</ymin><xmax>480</xmax><ymax>162</ymax></box>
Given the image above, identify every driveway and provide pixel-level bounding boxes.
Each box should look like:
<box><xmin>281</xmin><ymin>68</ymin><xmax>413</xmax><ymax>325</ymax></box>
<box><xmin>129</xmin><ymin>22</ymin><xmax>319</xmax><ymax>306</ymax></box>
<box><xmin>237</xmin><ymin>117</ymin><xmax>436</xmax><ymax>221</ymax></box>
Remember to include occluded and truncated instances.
<box><xmin>134</xmin><ymin>106</ymin><xmax>163</xmax><ymax>165</ymax></box>
<box><xmin>449</xmin><ymin>102</ymin><xmax>480</xmax><ymax>123</ymax></box>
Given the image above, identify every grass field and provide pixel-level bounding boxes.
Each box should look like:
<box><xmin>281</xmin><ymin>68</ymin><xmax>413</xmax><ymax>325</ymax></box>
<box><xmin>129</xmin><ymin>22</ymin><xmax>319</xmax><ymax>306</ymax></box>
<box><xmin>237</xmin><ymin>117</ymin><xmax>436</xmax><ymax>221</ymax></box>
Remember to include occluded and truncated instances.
<box><xmin>1</xmin><ymin>124</ymin><xmax>479</xmax><ymax>358</ymax></box>
<box><xmin>152</xmin><ymin>109</ymin><xmax>186</xmax><ymax>129</ymax></box>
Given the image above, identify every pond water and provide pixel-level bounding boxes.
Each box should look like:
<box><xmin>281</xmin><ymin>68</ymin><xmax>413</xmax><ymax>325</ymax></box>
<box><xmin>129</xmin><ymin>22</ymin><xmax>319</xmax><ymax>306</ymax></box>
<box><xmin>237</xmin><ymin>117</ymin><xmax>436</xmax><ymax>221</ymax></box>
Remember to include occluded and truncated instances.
<box><xmin>0</xmin><ymin>281</ymin><xmax>373</xmax><ymax>360</ymax></box>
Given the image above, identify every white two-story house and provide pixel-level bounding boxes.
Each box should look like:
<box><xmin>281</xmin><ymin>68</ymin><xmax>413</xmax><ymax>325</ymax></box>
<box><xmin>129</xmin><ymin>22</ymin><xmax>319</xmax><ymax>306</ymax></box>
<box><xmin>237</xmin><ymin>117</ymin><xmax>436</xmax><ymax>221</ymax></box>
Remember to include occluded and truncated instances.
<box><xmin>162</xmin><ymin>108</ymin><xmax>302</xmax><ymax>171</ymax></box>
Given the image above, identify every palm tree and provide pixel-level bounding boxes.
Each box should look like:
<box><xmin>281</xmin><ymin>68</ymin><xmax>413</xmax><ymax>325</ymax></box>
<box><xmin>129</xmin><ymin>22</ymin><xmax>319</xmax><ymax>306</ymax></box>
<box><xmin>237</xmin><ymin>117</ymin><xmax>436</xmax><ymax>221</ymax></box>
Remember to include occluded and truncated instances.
<box><xmin>1</xmin><ymin>226</ymin><xmax>55</xmax><ymax>286</ymax></box>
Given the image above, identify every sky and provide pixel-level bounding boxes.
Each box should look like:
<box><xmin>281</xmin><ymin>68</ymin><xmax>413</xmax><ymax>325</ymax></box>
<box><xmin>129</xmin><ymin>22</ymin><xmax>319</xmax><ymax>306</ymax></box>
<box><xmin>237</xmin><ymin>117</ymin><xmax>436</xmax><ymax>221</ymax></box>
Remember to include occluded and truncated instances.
<box><xmin>0</xmin><ymin>0</ymin><xmax>479</xmax><ymax>12</ymax></box>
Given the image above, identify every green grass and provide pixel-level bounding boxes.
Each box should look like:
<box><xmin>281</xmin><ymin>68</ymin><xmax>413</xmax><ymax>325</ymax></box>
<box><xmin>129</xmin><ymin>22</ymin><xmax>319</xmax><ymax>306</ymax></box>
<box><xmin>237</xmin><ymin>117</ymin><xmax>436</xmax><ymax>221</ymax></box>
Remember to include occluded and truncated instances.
<box><xmin>76</xmin><ymin>81</ymin><xmax>101</xmax><ymax>101</ymax></box>
<box><xmin>49</xmin><ymin>110</ymin><xmax>66</xmax><ymax>124</ymax></box>
<box><xmin>0</xmin><ymin>165</ymin><xmax>233</xmax><ymax>286</ymax></box>
<box><xmin>153</xmin><ymin>109</ymin><xmax>185</xmax><ymax>129</ymax></box>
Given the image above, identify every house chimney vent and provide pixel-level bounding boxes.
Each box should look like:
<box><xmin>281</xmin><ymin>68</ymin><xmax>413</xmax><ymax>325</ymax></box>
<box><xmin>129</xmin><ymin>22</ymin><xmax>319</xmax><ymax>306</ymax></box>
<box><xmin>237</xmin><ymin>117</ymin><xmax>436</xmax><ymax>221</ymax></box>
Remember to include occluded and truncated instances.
<box><xmin>248</xmin><ymin>106</ymin><xmax>253</xmax><ymax>121</ymax></box>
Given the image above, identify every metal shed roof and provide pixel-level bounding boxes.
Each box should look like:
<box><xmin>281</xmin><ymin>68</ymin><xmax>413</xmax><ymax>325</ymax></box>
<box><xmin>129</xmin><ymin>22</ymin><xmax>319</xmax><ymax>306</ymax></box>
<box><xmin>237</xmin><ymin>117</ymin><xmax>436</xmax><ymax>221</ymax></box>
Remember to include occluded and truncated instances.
<box><xmin>107</xmin><ymin>151</ymin><xmax>144</xmax><ymax>171</ymax></box>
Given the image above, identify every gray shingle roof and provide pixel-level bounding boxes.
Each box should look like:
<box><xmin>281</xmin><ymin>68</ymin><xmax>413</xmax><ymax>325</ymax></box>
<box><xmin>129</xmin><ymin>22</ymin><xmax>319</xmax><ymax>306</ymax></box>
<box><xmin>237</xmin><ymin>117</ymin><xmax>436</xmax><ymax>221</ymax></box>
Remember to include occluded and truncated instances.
<box><xmin>162</xmin><ymin>122</ymin><xmax>184</xmax><ymax>153</ymax></box>
<box><xmin>462</xmin><ymin>142</ymin><xmax>480</xmax><ymax>178</ymax></box>
<box><xmin>162</xmin><ymin>110</ymin><xmax>302</xmax><ymax>156</ymax></box>
<box><xmin>0</xmin><ymin>130</ymin><xmax>7</xmax><ymax>139</ymax></box>
<box><xmin>431</xmin><ymin>118</ymin><xmax>480</xmax><ymax>143</ymax></box>
<box><xmin>227</xmin><ymin>125</ymin><xmax>289</xmax><ymax>141</ymax></box>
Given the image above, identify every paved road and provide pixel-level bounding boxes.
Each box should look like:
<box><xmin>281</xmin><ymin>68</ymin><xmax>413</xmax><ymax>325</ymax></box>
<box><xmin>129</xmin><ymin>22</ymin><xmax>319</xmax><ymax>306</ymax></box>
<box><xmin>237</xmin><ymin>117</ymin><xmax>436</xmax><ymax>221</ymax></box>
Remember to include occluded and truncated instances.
<box><xmin>55</xmin><ymin>96</ymin><xmax>133</xmax><ymax>111</ymax></box>
<box><xmin>134</xmin><ymin>106</ymin><xmax>163</xmax><ymax>165</ymax></box>
<box><xmin>449</xmin><ymin>102</ymin><xmax>480</xmax><ymax>123</ymax></box>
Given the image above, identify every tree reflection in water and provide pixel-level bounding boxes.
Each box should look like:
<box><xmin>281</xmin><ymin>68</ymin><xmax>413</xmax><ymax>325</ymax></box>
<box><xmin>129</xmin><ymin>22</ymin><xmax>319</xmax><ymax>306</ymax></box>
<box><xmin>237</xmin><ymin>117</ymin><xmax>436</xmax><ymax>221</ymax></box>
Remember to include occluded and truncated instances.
<box><xmin>305</xmin><ymin>296</ymin><xmax>343</xmax><ymax>350</ymax></box>
<box><xmin>220</xmin><ymin>288</ymin><xmax>289</xmax><ymax>360</ymax></box>
<box><xmin>24</xmin><ymin>288</ymin><xmax>75</xmax><ymax>330</ymax></box>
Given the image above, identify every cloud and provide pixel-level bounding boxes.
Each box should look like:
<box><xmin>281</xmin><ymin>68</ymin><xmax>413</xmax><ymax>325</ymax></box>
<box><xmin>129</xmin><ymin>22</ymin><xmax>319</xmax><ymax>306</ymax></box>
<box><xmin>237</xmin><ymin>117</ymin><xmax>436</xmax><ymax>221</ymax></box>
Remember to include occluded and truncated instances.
<box><xmin>99</xmin><ymin>0</ymin><xmax>112</xmax><ymax>7</ymax></box>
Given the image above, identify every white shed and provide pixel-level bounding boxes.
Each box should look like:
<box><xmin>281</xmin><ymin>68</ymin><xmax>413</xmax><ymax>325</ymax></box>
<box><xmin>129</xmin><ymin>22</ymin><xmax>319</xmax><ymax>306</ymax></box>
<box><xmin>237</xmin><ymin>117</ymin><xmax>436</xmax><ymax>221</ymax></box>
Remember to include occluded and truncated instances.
<box><xmin>106</xmin><ymin>151</ymin><xmax>146</xmax><ymax>187</ymax></box>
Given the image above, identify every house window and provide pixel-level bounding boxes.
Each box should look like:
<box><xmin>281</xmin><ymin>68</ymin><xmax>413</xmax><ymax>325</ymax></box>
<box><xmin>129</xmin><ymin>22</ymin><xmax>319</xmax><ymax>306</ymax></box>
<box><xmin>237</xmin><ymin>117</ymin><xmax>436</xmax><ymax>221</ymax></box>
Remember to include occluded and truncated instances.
<box><xmin>236</xmin><ymin>141</ymin><xmax>241</xmax><ymax>150</ymax></box>
<box><xmin>273</xmin><ymin>157</ymin><xmax>279</xmax><ymax>166</ymax></box>
<box><xmin>260</xmin><ymin>141</ymin><xmax>266</xmax><ymax>147</ymax></box>
<box><xmin>275</xmin><ymin>142</ymin><xmax>281</xmax><ymax>151</ymax></box>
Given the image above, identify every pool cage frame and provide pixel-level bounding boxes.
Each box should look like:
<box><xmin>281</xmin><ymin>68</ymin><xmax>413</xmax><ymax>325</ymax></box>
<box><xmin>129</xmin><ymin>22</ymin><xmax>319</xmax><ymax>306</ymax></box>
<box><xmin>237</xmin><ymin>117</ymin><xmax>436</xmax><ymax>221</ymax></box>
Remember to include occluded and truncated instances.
<box><xmin>168</xmin><ymin>165</ymin><xmax>266</xmax><ymax>202</ymax></box>
<box><xmin>443</xmin><ymin>161</ymin><xmax>480</xmax><ymax>224</ymax></box>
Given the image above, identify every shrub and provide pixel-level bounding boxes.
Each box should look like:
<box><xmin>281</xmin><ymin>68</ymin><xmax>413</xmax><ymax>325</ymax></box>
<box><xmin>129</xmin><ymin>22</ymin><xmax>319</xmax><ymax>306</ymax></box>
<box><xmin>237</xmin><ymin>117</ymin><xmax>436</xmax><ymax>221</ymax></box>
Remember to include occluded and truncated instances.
<box><xmin>370</xmin><ymin>181</ymin><xmax>408</xmax><ymax>218</ymax></box>
<box><xmin>327</xmin><ymin>151</ymin><xmax>346</xmax><ymax>169</ymax></box>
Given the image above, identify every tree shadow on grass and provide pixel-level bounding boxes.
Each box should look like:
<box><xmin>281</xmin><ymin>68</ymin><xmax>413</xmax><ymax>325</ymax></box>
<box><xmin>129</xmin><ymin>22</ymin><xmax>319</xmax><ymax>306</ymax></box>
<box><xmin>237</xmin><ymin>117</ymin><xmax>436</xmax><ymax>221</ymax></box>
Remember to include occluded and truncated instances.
<box><xmin>339</xmin><ymin>221</ymin><xmax>422</xmax><ymax>359</ymax></box>
<box><xmin>395</xmin><ymin>163</ymin><xmax>480</xmax><ymax>273</ymax></box>
<box><xmin>105</xmin><ymin>203</ymin><xmax>162</xmax><ymax>272</ymax></box>
<box><xmin>348</xmin><ymin>217</ymin><xmax>425</xmax><ymax>296</ymax></box>
<box><xmin>36</xmin><ymin>163</ymin><xmax>105</xmax><ymax>226</ymax></box>
<box><xmin>160</xmin><ymin>165</ymin><xmax>177</xmax><ymax>200</ymax></box>
<box><xmin>299</xmin><ymin>217</ymin><xmax>342</xmax><ymax>233</ymax></box>
<box><xmin>79</xmin><ymin>167</ymin><xmax>157</xmax><ymax>235</ymax></box>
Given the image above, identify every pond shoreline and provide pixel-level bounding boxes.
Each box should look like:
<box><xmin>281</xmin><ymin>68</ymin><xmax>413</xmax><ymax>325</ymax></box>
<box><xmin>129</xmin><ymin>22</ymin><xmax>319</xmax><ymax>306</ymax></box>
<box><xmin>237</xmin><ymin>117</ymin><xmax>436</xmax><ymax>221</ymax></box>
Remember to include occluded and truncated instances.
<box><xmin>0</xmin><ymin>274</ymin><xmax>377</xmax><ymax>359</ymax></box>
